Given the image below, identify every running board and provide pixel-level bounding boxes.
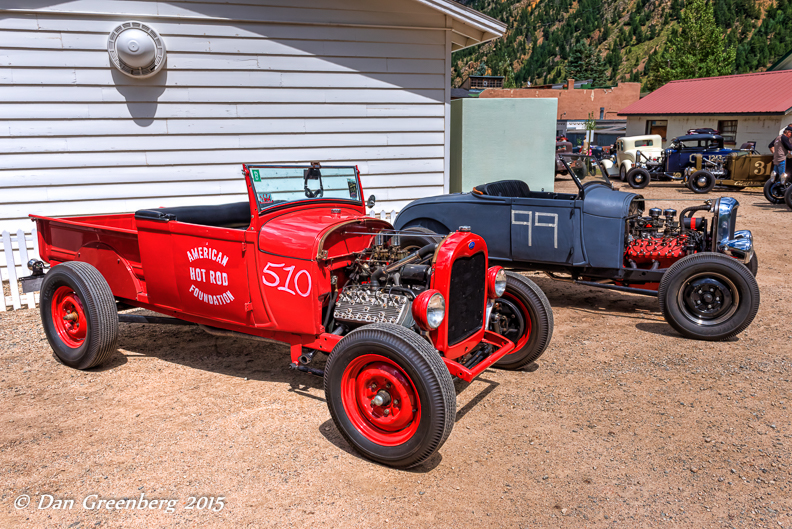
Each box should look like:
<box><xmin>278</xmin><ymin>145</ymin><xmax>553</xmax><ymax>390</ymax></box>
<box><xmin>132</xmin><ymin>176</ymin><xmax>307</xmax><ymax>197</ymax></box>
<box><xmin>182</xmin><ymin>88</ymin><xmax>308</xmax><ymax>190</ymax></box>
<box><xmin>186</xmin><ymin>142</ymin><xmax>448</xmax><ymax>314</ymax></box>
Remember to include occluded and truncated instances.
<box><xmin>118</xmin><ymin>314</ymin><xmax>195</xmax><ymax>325</ymax></box>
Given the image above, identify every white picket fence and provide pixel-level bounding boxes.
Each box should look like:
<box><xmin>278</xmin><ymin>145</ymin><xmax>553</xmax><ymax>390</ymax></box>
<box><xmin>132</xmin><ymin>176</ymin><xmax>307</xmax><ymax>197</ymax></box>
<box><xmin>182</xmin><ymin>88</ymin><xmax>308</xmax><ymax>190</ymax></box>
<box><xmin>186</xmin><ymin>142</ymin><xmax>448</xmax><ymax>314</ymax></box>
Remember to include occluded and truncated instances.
<box><xmin>368</xmin><ymin>209</ymin><xmax>400</xmax><ymax>223</ymax></box>
<box><xmin>1</xmin><ymin>230</ymin><xmax>41</xmax><ymax>312</ymax></box>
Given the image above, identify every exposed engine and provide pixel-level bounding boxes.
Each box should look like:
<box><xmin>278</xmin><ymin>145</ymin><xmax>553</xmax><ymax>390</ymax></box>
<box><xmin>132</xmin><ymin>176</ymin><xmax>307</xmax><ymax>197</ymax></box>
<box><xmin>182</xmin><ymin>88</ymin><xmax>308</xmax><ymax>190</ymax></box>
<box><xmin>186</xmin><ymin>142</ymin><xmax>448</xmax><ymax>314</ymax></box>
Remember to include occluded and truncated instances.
<box><xmin>624</xmin><ymin>204</ymin><xmax>710</xmax><ymax>270</ymax></box>
<box><xmin>330</xmin><ymin>233</ymin><xmax>439</xmax><ymax>329</ymax></box>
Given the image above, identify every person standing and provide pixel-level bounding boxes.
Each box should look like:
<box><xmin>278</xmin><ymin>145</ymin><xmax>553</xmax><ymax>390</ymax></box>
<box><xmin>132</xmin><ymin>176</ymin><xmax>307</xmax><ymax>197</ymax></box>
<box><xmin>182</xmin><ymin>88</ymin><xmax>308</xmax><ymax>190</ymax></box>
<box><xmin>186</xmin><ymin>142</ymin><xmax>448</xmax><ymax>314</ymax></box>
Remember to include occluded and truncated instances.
<box><xmin>769</xmin><ymin>127</ymin><xmax>792</xmax><ymax>179</ymax></box>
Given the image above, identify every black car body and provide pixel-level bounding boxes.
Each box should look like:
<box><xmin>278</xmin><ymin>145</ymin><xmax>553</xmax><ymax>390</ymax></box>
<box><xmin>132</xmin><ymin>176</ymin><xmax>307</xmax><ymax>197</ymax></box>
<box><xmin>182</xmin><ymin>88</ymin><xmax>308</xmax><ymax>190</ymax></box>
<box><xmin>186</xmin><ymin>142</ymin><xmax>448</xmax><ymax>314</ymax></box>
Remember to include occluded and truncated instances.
<box><xmin>395</xmin><ymin>154</ymin><xmax>760</xmax><ymax>341</ymax></box>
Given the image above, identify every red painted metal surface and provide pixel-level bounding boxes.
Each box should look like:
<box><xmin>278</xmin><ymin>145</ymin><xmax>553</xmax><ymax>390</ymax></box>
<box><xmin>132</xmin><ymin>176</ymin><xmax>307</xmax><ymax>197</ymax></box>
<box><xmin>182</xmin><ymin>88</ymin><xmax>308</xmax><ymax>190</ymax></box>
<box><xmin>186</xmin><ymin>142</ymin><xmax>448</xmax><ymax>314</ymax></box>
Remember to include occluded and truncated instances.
<box><xmin>442</xmin><ymin>331</ymin><xmax>514</xmax><ymax>382</ymax></box>
<box><xmin>31</xmin><ymin>165</ymin><xmax>512</xmax><ymax>384</ymax></box>
<box><xmin>429</xmin><ymin>231</ymin><xmax>489</xmax><ymax>360</ymax></box>
<box><xmin>341</xmin><ymin>354</ymin><xmax>420</xmax><ymax>446</ymax></box>
<box><xmin>619</xmin><ymin>70</ymin><xmax>792</xmax><ymax>115</ymax></box>
<box><xmin>51</xmin><ymin>286</ymin><xmax>86</xmax><ymax>348</ymax></box>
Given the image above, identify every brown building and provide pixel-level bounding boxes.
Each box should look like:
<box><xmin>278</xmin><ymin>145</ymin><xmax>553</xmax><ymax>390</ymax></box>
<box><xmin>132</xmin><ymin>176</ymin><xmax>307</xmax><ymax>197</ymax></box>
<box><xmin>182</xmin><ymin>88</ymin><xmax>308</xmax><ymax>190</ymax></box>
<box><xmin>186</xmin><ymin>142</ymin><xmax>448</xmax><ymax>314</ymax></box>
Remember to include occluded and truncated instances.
<box><xmin>479</xmin><ymin>78</ymin><xmax>641</xmax><ymax>121</ymax></box>
<box><xmin>461</xmin><ymin>75</ymin><xmax>505</xmax><ymax>90</ymax></box>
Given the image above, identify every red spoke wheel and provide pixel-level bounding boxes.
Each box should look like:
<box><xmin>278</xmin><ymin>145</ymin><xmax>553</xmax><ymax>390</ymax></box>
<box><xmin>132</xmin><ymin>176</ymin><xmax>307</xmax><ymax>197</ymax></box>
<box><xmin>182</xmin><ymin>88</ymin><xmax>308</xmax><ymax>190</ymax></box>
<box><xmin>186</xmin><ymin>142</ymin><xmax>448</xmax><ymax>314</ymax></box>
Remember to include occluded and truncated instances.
<box><xmin>40</xmin><ymin>262</ymin><xmax>118</xmax><ymax>370</ymax></box>
<box><xmin>492</xmin><ymin>272</ymin><xmax>553</xmax><ymax>370</ymax></box>
<box><xmin>325</xmin><ymin>323</ymin><xmax>455</xmax><ymax>468</ymax></box>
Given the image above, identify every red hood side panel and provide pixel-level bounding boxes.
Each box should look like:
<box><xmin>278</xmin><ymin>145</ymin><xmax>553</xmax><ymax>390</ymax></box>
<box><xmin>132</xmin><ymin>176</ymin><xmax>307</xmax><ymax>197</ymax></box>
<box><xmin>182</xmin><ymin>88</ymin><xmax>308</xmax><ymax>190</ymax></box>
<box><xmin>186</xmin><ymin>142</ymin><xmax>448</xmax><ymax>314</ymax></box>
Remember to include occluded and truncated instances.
<box><xmin>258</xmin><ymin>206</ymin><xmax>391</xmax><ymax>260</ymax></box>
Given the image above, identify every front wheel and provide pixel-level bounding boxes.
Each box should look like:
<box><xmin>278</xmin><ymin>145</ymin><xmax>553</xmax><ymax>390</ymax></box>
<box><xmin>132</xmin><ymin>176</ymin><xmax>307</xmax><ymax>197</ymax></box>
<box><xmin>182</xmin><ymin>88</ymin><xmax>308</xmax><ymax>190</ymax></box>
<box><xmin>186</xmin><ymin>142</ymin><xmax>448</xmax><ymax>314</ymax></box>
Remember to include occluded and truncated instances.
<box><xmin>627</xmin><ymin>167</ymin><xmax>651</xmax><ymax>189</ymax></box>
<box><xmin>658</xmin><ymin>253</ymin><xmax>760</xmax><ymax>341</ymax></box>
<box><xmin>324</xmin><ymin>323</ymin><xmax>455</xmax><ymax>468</ymax></box>
<box><xmin>40</xmin><ymin>261</ymin><xmax>119</xmax><ymax>369</ymax></box>
<box><xmin>689</xmin><ymin>170</ymin><xmax>716</xmax><ymax>194</ymax></box>
<box><xmin>491</xmin><ymin>272</ymin><xmax>554</xmax><ymax>369</ymax></box>
<box><xmin>785</xmin><ymin>184</ymin><xmax>792</xmax><ymax>211</ymax></box>
<box><xmin>764</xmin><ymin>178</ymin><xmax>787</xmax><ymax>204</ymax></box>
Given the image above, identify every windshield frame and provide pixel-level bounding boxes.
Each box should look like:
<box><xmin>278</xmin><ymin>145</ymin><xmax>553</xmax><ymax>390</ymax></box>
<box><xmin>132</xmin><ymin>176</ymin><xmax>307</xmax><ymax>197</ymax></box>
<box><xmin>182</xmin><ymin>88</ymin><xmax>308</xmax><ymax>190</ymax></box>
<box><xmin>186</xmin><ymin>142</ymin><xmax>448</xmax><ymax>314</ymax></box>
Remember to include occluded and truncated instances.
<box><xmin>558</xmin><ymin>153</ymin><xmax>613</xmax><ymax>192</ymax></box>
<box><xmin>243</xmin><ymin>164</ymin><xmax>364</xmax><ymax>213</ymax></box>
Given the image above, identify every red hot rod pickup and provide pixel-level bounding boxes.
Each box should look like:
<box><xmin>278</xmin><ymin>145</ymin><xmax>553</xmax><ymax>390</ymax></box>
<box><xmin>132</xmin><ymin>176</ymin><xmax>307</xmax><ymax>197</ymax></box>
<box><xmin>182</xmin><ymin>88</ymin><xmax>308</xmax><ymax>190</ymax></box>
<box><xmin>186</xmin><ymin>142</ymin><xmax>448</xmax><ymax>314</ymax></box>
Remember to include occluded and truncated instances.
<box><xmin>28</xmin><ymin>164</ymin><xmax>553</xmax><ymax>468</ymax></box>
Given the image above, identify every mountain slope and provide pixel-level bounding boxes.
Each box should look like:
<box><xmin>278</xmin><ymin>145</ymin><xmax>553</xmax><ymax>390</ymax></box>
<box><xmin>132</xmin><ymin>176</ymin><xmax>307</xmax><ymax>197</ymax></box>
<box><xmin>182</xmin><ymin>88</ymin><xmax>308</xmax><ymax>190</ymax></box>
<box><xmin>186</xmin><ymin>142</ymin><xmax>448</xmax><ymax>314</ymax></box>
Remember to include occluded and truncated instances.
<box><xmin>453</xmin><ymin>0</ymin><xmax>791</xmax><ymax>89</ymax></box>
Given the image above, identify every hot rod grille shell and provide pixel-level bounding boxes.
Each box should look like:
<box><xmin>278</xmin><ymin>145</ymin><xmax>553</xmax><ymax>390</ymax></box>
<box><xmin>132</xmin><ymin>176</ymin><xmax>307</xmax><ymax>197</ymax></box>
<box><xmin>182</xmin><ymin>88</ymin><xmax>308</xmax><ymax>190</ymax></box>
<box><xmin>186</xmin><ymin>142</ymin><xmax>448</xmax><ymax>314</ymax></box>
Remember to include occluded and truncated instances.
<box><xmin>447</xmin><ymin>252</ymin><xmax>486</xmax><ymax>345</ymax></box>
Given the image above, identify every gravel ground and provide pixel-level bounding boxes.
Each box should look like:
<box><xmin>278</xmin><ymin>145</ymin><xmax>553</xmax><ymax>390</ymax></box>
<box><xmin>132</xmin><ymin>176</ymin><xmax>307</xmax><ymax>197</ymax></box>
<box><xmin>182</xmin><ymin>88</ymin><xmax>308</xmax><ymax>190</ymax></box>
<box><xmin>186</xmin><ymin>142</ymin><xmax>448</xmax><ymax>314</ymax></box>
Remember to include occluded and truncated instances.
<box><xmin>1</xmin><ymin>180</ymin><xmax>791</xmax><ymax>528</ymax></box>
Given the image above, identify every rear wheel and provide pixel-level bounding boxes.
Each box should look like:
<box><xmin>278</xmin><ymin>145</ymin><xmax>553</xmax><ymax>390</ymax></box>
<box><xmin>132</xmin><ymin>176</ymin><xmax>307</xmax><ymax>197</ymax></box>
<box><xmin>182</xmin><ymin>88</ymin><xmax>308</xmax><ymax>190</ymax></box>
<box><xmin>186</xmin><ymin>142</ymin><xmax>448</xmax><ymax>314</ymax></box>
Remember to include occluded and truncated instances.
<box><xmin>689</xmin><ymin>170</ymin><xmax>716</xmax><ymax>194</ymax></box>
<box><xmin>658</xmin><ymin>253</ymin><xmax>759</xmax><ymax>341</ymax></box>
<box><xmin>398</xmin><ymin>226</ymin><xmax>444</xmax><ymax>252</ymax></box>
<box><xmin>40</xmin><ymin>262</ymin><xmax>118</xmax><ymax>369</ymax></box>
<box><xmin>619</xmin><ymin>164</ymin><xmax>628</xmax><ymax>182</ymax></box>
<box><xmin>492</xmin><ymin>273</ymin><xmax>554</xmax><ymax>369</ymax></box>
<box><xmin>627</xmin><ymin>167</ymin><xmax>651</xmax><ymax>189</ymax></box>
<box><xmin>764</xmin><ymin>179</ymin><xmax>786</xmax><ymax>204</ymax></box>
<box><xmin>324</xmin><ymin>323</ymin><xmax>455</xmax><ymax>468</ymax></box>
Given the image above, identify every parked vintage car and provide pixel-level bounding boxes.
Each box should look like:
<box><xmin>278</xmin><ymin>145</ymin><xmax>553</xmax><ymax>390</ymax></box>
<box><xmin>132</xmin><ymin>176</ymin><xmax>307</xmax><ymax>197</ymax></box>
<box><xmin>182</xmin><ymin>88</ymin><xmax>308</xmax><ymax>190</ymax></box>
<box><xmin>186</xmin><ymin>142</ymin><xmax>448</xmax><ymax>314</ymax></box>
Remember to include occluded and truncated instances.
<box><xmin>555</xmin><ymin>141</ymin><xmax>573</xmax><ymax>175</ymax></box>
<box><xmin>614</xmin><ymin>134</ymin><xmax>664</xmax><ymax>181</ymax></box>
<box><xmin>26</xmin><ymin>163</ymin><xmax>553</xmax><ymax>468</ymax></box>
<box><xmin>625</xmin><ymin>134</ymin><xmax>772</xmax><ymax>193</ymax></box>
<box><xmin>394</xmin><ymin>154</ymin><xmax>760</xmax><ymax>342</ymax></box>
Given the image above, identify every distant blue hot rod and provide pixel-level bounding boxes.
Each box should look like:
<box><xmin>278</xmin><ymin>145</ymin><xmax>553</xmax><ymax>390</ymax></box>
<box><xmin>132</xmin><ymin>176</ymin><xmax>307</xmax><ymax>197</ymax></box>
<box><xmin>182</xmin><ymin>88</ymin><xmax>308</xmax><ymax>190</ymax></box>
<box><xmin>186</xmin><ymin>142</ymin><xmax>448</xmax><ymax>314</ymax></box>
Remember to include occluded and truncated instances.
<box><xmin>394</xmin><ymin>154</ymin><xmax>760</xmax><ymax>341</ymax></box>
<box><xmin>625</xmin><ymin>134</ymin><xmax>773</xmax><ymax>193</ymax></box>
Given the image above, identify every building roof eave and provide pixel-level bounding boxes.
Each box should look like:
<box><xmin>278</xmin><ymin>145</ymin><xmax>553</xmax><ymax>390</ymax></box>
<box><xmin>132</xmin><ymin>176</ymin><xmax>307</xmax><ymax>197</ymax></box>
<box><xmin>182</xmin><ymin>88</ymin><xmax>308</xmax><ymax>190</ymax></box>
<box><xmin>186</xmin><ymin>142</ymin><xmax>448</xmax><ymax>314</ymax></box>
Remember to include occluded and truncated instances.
<box><xmin>413</xmin><ymin>0</ymin><xmax>506</xmax><ymax>49</ymax></box>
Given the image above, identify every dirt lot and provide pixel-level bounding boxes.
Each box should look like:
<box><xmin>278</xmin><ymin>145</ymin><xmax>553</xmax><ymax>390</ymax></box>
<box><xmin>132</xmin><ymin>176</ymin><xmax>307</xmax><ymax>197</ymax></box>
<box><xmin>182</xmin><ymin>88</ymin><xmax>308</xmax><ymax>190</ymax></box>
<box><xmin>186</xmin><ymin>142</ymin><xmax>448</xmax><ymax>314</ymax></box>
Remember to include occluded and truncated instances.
<box><xmin>1</xmin><ymin>180</ymin><xmax>791</xmax><ymax>528</ymax></box>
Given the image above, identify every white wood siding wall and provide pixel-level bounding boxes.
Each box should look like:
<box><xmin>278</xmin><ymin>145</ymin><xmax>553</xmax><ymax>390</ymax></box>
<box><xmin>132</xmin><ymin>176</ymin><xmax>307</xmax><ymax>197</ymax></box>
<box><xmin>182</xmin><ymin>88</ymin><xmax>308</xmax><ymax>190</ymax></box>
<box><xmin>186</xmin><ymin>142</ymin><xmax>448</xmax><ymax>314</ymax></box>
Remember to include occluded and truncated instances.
<box><xmin>0</xmin><ymin>0</ymin><xmax>451</xmax><ymax>245</ymax></box>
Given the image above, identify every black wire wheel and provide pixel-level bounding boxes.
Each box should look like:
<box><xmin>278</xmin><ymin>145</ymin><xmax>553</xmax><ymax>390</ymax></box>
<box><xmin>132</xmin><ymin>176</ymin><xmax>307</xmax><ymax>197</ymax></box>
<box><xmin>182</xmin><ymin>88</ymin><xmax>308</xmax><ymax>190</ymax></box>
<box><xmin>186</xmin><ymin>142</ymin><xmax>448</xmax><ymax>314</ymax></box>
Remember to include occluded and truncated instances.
<box><xmin>688</xmin><ymin>170</ymin><xmax>716</xmax><ymax>194</ymax></box>
<box><xmin>659</xmin><ymin>253</ymin><xmax>760</xmax><ymax>341</ymax></box>
<box><xmin>763</xmin><ymin>178</ymin><xmax>787</xmax><ymax>205</ymax></box>
<box><xmin>627</xmin><ymin>167</ymin><xmax>651</xmax><ymax>189</ymax></box>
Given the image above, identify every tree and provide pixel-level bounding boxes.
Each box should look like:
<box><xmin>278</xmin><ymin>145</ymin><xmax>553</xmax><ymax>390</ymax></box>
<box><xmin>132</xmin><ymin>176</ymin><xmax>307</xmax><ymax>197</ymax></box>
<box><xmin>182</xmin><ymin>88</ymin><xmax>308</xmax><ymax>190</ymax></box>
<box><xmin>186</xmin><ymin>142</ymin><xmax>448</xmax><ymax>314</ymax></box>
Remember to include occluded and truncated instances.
<box><xmin>645</xmin><ymin>0</ymin><xmax>736</xmax><ymax>91</ymax></box>
<box><xmin>566</xmin><ymin>42</ymin><xmax>610</xmax><ymax>86</ymax></box>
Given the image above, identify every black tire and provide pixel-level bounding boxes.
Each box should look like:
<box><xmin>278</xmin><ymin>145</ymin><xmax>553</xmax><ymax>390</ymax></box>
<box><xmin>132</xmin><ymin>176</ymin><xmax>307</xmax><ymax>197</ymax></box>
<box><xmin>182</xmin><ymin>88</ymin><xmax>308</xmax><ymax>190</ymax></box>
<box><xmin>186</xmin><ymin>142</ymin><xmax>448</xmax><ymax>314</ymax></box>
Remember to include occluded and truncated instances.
<box><xmin>627</xmin><ymin>167</ymin><xmax>651</xmax><ymax>189</ymax></box>
<box><xmin>324</xmin><ymin>323</ymin><xmax>455</xmax><ymax>468</ymax></box>
<box><xmin>689</xmin><ymin>170</ymin><xmax>716</xmax><ymax>194</ymax></box>
<box><xmin>399</xmin><ymin>226</ymin><xmax>445</xmax><ymax>252</ymax></box>
<box><xmin>746</xmin><ymin>252</ymin><xmax>758</xmax><ymax>277</ymax></box>
<box><xmin>763</xmin><ymin>179</ymin><xmax>786</xmax><ymax>205</ymax></box>
<box><xmin>658</xmin><ymin>253</ymin><xmax>760</xmax><ymax>341</ymax></box>
<box><xmin>785</xmin><ymin>184</ymin><xmax>792</xmax><ymax>211</ymax></box>
<box><xmin>492</xmin><ymin>273</ymin><xmax>554</xmax><ymax>369</ymax></box>
<box><xmin>40</xmin><ymin>262</ymin><xmax>118</xmax><ymax>369</ymax></box>
<box><xmin>619</xmin><ymin>164</ymin><xmax>628</xmax><ymax>182</ymax></box>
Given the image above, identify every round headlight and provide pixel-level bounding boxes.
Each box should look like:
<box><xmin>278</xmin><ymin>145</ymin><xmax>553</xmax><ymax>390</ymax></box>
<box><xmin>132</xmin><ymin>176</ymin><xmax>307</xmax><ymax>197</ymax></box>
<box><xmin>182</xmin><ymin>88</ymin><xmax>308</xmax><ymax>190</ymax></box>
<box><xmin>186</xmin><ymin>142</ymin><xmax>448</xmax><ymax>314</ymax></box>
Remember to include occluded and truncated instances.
<box><xmin>494</xmin><ymin>269</ymin><xmax>508</xmax><ymax>297</ymax></box>
<box><xmin>425</xmin><ymin>292</ymin><xmax>446</xmax><ymax>330</ymax></box>
<box><xmin>487</xmin><ymin>266</ymin><xmax>508</xmax><ymax>298</ymax></box>
<box><xmin>412</xmin><ymin>290</ymin><xmax>446</xmax><ymax>331</ymax></box>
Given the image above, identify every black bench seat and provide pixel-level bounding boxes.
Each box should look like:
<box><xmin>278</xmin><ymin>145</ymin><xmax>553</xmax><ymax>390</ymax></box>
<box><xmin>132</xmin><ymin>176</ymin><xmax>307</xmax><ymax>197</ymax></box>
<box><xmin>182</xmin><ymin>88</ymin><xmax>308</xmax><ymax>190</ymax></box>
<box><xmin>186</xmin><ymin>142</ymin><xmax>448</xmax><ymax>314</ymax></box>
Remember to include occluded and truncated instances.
<box><xmin>135</xmin><ymin>202</ymin><xmax>251</xmax><ymax>229</ymax></box>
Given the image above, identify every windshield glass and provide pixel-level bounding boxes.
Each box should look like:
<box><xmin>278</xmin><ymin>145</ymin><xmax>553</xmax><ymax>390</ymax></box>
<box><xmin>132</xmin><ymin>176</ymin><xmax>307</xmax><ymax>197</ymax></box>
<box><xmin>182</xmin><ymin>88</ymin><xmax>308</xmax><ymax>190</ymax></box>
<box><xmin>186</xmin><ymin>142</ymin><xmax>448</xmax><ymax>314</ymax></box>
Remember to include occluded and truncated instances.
<box><xmin>246</xmin><ymin>165</ymin><xmax>361</xmax><ymax>210</ymax></box>
<box><xmin>559</xmin><ymin>154</ymin><xmax>612</xmax><ymax>189</ymax></box>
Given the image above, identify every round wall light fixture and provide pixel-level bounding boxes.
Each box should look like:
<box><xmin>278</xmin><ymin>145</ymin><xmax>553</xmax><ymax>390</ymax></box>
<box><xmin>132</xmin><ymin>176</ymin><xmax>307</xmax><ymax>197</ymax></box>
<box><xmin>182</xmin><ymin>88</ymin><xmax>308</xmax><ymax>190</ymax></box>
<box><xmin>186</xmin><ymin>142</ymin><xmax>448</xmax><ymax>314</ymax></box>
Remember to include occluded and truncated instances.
<box><xmin>108</xmin><ymin>21</ymin><xmax>166</xmax><ymax>78</ymax></box>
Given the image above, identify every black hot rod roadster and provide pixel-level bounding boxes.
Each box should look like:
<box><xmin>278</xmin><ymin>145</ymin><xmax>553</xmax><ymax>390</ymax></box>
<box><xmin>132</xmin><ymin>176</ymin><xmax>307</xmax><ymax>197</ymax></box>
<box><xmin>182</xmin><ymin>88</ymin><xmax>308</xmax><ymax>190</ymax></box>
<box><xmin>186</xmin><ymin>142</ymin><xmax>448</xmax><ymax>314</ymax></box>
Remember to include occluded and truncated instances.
<box><xmin>394</xmin><ymin>154</ymin><xmax>760</xmax><ymax>341</ymax></box>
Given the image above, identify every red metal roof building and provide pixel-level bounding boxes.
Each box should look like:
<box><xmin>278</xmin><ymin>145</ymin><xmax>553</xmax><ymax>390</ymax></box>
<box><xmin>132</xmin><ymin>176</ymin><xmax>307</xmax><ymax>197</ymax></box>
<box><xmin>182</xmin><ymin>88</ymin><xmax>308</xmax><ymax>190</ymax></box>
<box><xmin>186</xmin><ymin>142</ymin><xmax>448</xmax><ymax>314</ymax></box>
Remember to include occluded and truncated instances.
<box><xmin>618</xmin><ymin>71</ymin><xmax>792</xmax><ymax>150</ymax></box>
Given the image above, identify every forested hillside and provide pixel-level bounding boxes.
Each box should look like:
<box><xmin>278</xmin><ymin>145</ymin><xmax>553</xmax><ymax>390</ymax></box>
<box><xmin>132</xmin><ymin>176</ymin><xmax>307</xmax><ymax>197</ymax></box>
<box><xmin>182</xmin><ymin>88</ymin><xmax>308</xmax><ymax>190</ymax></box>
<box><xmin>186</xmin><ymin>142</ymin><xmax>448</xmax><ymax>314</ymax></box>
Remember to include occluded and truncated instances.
<box><xmin>453</xmin><ymin>0</ymin><xmax>792</xmax><ymax>90</ymax></box>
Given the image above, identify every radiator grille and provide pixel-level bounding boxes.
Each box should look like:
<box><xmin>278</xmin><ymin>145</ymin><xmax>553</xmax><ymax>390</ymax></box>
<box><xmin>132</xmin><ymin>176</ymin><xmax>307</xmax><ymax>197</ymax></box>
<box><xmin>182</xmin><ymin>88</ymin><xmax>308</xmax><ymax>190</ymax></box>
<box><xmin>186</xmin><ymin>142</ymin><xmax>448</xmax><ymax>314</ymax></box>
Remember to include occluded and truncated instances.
<box><xmin>447</xmin><ymin>252</ymin><xmax>486</xmax><ymax>345</ymax></box>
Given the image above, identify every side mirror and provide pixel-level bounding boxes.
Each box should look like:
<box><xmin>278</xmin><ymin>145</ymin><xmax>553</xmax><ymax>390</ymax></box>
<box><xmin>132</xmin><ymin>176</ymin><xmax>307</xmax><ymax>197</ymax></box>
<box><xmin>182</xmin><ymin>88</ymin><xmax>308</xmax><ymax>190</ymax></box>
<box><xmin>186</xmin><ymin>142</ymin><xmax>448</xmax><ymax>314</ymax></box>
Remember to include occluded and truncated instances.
<box><xmin>366</xmin><ymin>195</ymin><xmax>376</xmax><ymax>209</ymax></box>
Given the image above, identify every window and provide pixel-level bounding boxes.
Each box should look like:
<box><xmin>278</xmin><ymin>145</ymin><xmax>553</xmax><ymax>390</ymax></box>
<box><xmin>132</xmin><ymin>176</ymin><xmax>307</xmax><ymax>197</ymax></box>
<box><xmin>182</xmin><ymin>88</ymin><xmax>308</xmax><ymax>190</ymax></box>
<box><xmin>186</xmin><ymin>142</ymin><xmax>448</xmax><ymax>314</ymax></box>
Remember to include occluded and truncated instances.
<box><xmin>635</xmin><ymin>139</ymin><xmax>654</xmax><ymax>147</ymax></box>
<box><xmin>645</xmin><ymin>120</ymin><xmax>668</xmax><ymax>140</ymax></box>
<box><xmin>718</xmin><ymin>120</ymin><xmax>738</xmax><ymax>145</ymax></box>
<box><xmin>599</xmin><ymin>107</ymin><xmax>605</xmax><ymax>119</ymax></box>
